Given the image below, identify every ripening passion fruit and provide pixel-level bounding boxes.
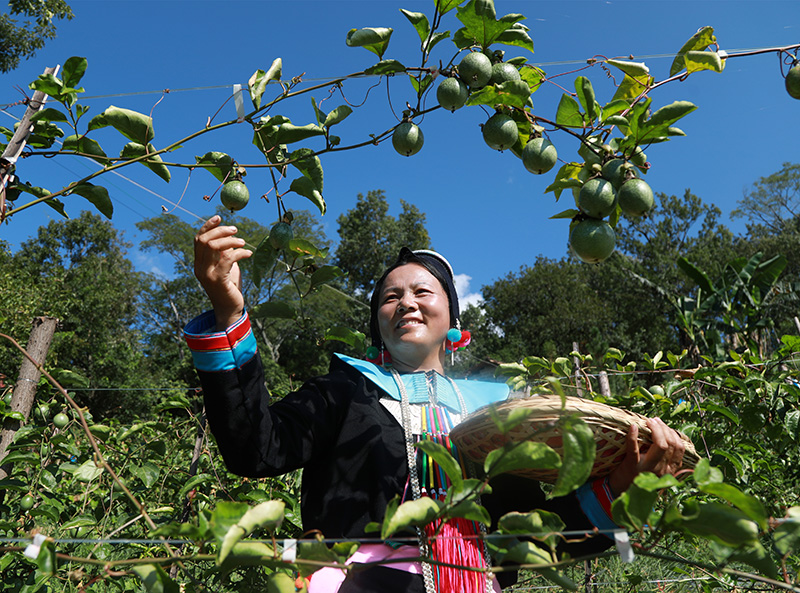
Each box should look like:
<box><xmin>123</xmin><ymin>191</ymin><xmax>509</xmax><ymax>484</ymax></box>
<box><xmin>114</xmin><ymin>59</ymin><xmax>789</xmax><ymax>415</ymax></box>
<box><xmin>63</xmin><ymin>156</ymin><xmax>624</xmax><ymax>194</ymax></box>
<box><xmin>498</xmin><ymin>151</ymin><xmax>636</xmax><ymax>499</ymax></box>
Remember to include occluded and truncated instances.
<box><xmin>458</xmin><ymin>52</ymin><xmax>492</xmax><ymax>89</ymax></box>
<box><xmin>220</xmin><ymin>180</ymin><xmax>250</xmax><ymax>212</ymax></box>
<box><xmin>577</xmin><ymin>178</ymin><xmax>617</xmax><ymax>219</ymax></box>
<box><xmin>570</xmin><ymin>219</ymin><xmax>616</xmax><ymax>264</ymax></box>
<box><xmin>437</xmin><ymin>77</ymin><xmax>469</xmax><ymax>112</ymax></box>
<box><xmin>521</xmin><ymin>137</ymin><xmax>558</xmax><ymax>174</ymax></box>
<box><xmin>392</xmin><ymin>122</ymin><xmax>424</xmax><ymax>156</ymax></box>
<box><xmin>490</xmin><ymin>62</ymin><xmax>521</xmax><ymax>85</ymax></box>
<box><xmin>618</xmin><ymin>178</ymin><xmax>655</xmax><ymax>217</ymax></box>
<box><xmin>482</xmin><ymin>113</ymin><xmax>519</xmax><ymax>151</ymax></box>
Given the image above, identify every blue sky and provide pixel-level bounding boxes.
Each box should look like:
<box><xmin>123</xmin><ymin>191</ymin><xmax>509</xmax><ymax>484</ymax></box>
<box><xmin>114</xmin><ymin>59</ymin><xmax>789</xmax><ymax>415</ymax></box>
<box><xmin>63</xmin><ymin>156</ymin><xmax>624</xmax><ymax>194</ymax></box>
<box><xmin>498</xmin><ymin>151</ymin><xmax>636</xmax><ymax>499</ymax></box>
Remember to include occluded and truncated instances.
<box><xmin>2</xmin><ymin>0</ymin><xmax>798</xmax><ymax>305</ymax></box>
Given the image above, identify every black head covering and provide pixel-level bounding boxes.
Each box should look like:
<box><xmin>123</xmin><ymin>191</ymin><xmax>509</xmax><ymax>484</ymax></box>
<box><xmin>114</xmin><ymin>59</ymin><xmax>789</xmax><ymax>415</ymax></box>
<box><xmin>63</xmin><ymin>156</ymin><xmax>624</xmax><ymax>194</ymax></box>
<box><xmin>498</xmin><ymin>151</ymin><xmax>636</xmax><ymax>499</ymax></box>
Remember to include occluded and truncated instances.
<box><xmin>369</xmin><ymin>247</ymin><xmax>460</xmax><ymax>348</ymax></box>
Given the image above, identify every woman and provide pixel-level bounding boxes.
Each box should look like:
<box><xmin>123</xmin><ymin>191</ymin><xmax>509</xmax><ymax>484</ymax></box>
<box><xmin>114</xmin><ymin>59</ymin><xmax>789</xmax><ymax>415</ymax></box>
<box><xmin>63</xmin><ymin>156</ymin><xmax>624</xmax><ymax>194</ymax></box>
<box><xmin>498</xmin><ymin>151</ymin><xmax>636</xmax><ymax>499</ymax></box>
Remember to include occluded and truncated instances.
<box><xmin>185</xmin><ymin>215</ymin><xmax>685</xmax><ymax>593</ymax></box>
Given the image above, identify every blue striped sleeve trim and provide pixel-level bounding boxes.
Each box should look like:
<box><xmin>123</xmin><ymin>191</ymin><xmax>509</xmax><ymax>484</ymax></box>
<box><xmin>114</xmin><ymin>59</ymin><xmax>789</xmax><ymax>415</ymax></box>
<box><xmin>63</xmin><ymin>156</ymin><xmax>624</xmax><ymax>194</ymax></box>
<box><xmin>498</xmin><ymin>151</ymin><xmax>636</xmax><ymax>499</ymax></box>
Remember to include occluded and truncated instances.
<box><xmin>576</xmin><ymin>479</ymin><xmax>619</xmax><ymax>538</ymax></box>
<box><xmin>183</xmin><ymin>310</ymin><xmax>258</xmax><ymax>372</ymax></box>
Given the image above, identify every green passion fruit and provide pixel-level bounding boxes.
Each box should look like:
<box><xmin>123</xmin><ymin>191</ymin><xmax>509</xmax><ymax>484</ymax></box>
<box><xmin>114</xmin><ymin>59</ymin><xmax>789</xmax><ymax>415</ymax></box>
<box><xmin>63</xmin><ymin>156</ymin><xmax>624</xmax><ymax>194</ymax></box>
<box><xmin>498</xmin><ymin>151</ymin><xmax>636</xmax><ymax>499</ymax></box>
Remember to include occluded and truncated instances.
<box><xmin>269</xmin><ymin>222</ymin><xmax>294</xmax><ymax>249</ymax></box>
<box><xmin>437</xmin><ymin>77</ymin><xmax>469</xmax><ymax>112</ymax></box>
<box><xmin>521</xmin><ymin>137</ymin><xmax>557</xmax><ymax>174</ymax></box>
<box><xmin>392</xmin><ymin>122</ymin><xmax>424</xmax><ymax>156</ymax></box>
<box><xmin>577</xmin><ymin>178</ymin><xmax>616</xmax><ymax>219</ymax></box>
<box><xmin>482</xmin><ymin>113</ymin><xmax>519</xmax><ymax>151</ymax></box>
<box><xmin>220</xmin><ymin>180</ymin><xmax>250</xmax><ymax>212</ymax></box>
<box><xmin>458</xmin><ymin>52</ymin><xmax>492</xmax><ymax>89</ymax></box>
<box><xmin>601</xmin><ymin>158</ymin><xmax>635</xmax><ymax>189</ymax></box>
<box><xmin>490</xmin><ymin>62</ymin><xmax>521</xmax><ymax>85</ymax></box>
<box><xmin>570</xmin><ymin>219</ymin><xmax>616</xmax><ymax>264</ymax></box>
<box><xmin>786</xmin><ymin>63</ymin><xmax>800</xmax><ymax>99</ymax></box>
<box><xmin>618</xmin><ymin>178</ymin><xmax>654</xmax><ymax>217</ymax></box>
<box><xmin>53</xmin><ymin>412</ymin><xmax>70</xmax><ymax>428</ymax></box>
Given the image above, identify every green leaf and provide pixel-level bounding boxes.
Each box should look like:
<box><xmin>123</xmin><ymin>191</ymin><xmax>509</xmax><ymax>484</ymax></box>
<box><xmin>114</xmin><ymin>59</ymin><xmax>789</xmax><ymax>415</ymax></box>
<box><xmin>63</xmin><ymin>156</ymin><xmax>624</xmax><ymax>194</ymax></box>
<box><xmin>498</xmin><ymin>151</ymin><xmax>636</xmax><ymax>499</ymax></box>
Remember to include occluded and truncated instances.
<box><xmin>494</xmin><ymin>23</ymin><xmax>534</xmax><ymax>53</ymax></box>
<box><xmin>699</xmin><ymin>482</ymin><xmax>768</xmax><ymax>530</ymax></box>
<box><xmin>132</xmin><ymin>564</ymin><xmax>180</xmax><ymax>593</ymax></box>
<box><xmin>555</xmin><ymin>94</ymin><xmax>584</xmax><ymax>128</ymax></box>
<box><xmin>611</xmin><ymin>74</ymin><xmax>654</xmax><ymax>104</ymax></box>
<box><xmin>678</xmin><ymin>256</ymin><xmax>715</xmax><ymax>293</ymax></box>
<box><xmin>488</xmin><ymin>539</ymin><xmax>577</xmax><ymax>590</ymax></box>
<box><xmin>35</xmin><ymin>539</ymin><xmax>57</xmax><ymax>575</ymax></box>
<box><xmin>552</xmin><ymin>416</ymin><xmax>595</xmax><ymax>497</ymax></box>
<box><xmin>466</xmin><ymin>80</ymin><xmax>531</xmax><ymax>109</ymax></box>
<box><xmin>605</xmin><ymin>59</ymin><xmax>650</xmax><ymax>78</ymax></box>
<box><xmin>250</xmin><ymin>236</ymin><xmax>278</xmax><ymax>290</ymax></box>
<box><xmin>498</xmin><ymin>509</ymin><xmax>564</xmax><ymax>550</ymax></box>
<box><xmin>382</xmin><ymin>497</ymin><xmax>441</xmax><ymax>539</ymax></box>
<box><xmin>194</xmin><ymin>151</ymin><xmax>235</xmax><ymax>183</ymax></box>
<box><xmin>29</xmin><ymin>73</ymin><xmax>64</xmax><ymax>97</ymax></box>
<box><xmin>415</xmin><ymin>440</ymin><xmax>464</xmax><ymax>489</ymax></box>
<box><xmin>612</xmin><ymin>474</ymin><xmax>664</xmax><ymax>531</ymax></box>
<box><xmin>604</xmin><ymin>115</ymin><xmax>629</xmax><ymax>127</ymax></box>
<box><xmin>130</xmin><ymin>462</ymin><xmax>160</xmax><ymax>489</ymax></box>
<box><xmin>488</xmin><ymin>404</ymin><xmax>535</xmax><ymax>434</ymax></box>
<box><xmin>436</xmin><ymin>0</ymin><xmax>462</xmax><ymax>14</ymax></box>
<box><xmin>645</xmin><ymin>100</ymin><xmax>697</xmax><ymax>129</ymax></box>
<box><xmin>484</xmin><ymin>441</ymin><xmax>561</xmax><ymax>479</ymax></box>
<box><xmin>345</xmin><ymin>27</ymin><xmax>393</xmax><ymax>59</ymax></box>
<box><xmin>455</xmin><ymin>0</ymin><xmax>525</xmax><ymax>49</ymax></box>
<box><xmin>30</xmin><ymin>108</ymin><xmax>68</xmax><ymax>123</ymax></box>
<box><xmin>273</xmin><ymin>123</ymin><xmax>325</xmax><ymax>145</ymax></box>
<box><xmin>425</xmin><ymin>31</ymin><xmax>451</xmax><ymax>53</ymax></box>
<box><xmin>62</xmin><ymin>56</ymin><xmax>88</xmax><ymax>89</ymax></box>
<box><xmin>400</xmin><ymin>9</ymin><xmax>430</xmax><ymax>44</ymax></box>
<box><xmin>670</xmin><ymin>26</ymin><xmax>717</xmax><ymax>76</ymax></box>
<box><xmin>519</xmin><ymin>65</ymin><xmax>545</xmax><ymax>93</ymax></box>
<box><xmin>88</xmin><ymin>105</ymin><xmax>155</xmax><ymax>144</ymax></box>
<box><xmin>363</xmin><ymin>59</ymin><xmax>407</xmax><ymax>75</ymax></box>
<box><xmin>178</xmin><ymin>473</ymin><xmax>214</xmax><ymax>500</ymax></box>
<box><xmin>62</xmin><ymin>134</ymin><xmax>108</xmax><ymax>164</ymax></box>
<box><xmin>309</xmin><ymin>265</ymin><xmax>344</xmax><ymax>291</ymax></box>
<box><xmin>267</xmin><ymin>572</ymin><xmax>300</xmax><ymax>593</ymax></box>
<box><xmin>251</xmin><ymin>301</ymin><xmax>297</xmax><ymax>320</ymax></box>
<box><xmin>219</xmin><ymin>501</ymin><xmax>285</xmax><ymax>564</ymax></box>
<box><xmin>289</xmin><ymin>147</ymin><xmax>323</xmax><ymax>192</ymax></box>
<box><xmin>324</xmin><ymin>326</ymin><xmax>366</xmax><ymax>352</ymax></box>
<box><xmin>288</xmin><ymin>176</ymin><xmax>326</xmax><ymax>214</ymax></box>
<box><xmin>574</xmin><ymin>76</ymin><xmax>598</xmax><ymax>123</ymax></box>
<box><xmin>684</xmin><ymin>50</ymin><xmax>725</xmax><ymax>73</ymax></box>
<box><xmin>444</xmin><ymin>479</ymin><xmax>492</xmax><ymax>523</ymax></box>
<box><xmin>61</xmin><ymin>515</ymin><xmax>97</xmax><ymax>531</ymax></box>
<box><xmin>774</xmin><ymin>507</ymin><xmax>800</xmax><ymax>556</ymax></box>
<box><xmin>324</xmin><ymin>105</ymin><xmax>353</xmax><ymax>128</ymax></box>
<box><xmin>74</xmin><ymin>459</ymin><xmax>103</xmax><ymax>482</ymax></box>
<box><xmin>70</xmin><ymin>183</ymin><xmax>113</xmax><ymax>218</ymax></box>
<box><xmin>249</xmin><ymin>58</ymin><xmax>282</xmax><ymax>109</ymax></box>
<box><xmin>120</xmin><ymin>142</ymin><xmax>170</xmax><ymax>182</ymax></box>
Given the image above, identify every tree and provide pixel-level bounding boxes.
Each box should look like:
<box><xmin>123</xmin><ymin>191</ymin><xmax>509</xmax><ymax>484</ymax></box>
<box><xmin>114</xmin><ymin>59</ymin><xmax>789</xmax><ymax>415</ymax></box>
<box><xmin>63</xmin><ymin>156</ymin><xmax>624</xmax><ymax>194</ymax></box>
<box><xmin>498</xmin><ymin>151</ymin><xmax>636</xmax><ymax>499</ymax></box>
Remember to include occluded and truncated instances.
<box><xmin>732</xmin><ymin>162</ymin><xmax>800</xmax><ymax>235</ymax></box>
<box><xmin>0</xmin><ymin>0</ymin><xmax>73</xmax><ymax>73</ymax></box>
<box><xmin>9</xmin><ymin>211</ymin><xmax>152</xmax><ymax>418</ymax></box>
<box><xmin>334</xmin><ymin>190</ymin><xmax>432</xmax><ymax>298</ymax></box>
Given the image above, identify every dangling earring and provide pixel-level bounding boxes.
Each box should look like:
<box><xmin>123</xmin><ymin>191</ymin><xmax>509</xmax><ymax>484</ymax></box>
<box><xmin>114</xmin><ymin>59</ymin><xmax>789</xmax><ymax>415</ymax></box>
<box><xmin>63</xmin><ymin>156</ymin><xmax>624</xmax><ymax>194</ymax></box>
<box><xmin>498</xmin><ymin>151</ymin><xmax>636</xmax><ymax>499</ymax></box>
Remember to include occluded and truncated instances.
<box><xmin>366</xmin><ymin>342</ymin><xmax>392</xmax><ymax>366</ymax></box>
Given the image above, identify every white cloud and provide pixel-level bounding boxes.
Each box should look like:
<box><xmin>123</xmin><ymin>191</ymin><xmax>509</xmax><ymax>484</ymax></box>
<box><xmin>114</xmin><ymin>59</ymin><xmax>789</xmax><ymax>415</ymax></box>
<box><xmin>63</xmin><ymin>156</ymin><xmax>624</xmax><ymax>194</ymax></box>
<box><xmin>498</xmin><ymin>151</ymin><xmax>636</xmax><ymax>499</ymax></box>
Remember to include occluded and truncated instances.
<box><xmin>454</xmin><ymin>273</ymin><xmax>482</xmax><ymax>310</ymax></box>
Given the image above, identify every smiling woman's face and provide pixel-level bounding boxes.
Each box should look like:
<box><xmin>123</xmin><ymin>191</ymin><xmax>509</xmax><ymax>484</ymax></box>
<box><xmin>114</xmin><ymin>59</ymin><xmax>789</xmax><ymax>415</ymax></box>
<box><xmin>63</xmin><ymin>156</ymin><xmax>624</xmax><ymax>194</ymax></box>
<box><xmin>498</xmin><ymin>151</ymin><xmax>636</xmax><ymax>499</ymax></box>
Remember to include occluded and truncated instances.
<box><xmin>376</xmin><ymin>263</ymin><xmax>451</xmax><ymax>373</ymax></box>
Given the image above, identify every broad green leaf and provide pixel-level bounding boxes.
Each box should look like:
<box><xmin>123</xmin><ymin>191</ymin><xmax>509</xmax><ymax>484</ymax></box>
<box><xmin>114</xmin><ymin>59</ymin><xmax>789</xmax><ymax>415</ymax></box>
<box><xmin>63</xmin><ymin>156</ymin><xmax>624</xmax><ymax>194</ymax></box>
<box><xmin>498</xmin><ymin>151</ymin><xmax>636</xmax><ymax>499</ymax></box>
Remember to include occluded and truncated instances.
<box><xmin>30</xmin><ymin>108</ymin><xmax>68</xmax><ymax>123</ymax></box>
<box><xmin>774</xmin><ymin>507</ymin><xmax>800</xmax><ymax>555</ymax></box>
<box><xmin>488</xmin><ymin>404</ymin><xmax>535</xmax><ymax>434</ymax></box>
<box><xmin>611</xmin><ymin>73</ymin><xmax>654</xmax><ymax>104</ymax></box>
<box><xmin>727</xmin><ymin>542</ymin><xmax>778</xmax><ymax>580</ymax></box>
<box><xmin>120</xmin><ymin>142</ymin><xmax>170</xmax><ymax>182</ymax></box>
<box><xmin>324</xmin><ymin>326</ymin><xmax>366</xmax><ymax>352</ymax></box>
<box><xmin>29</xmin><ymin>73</ymin><xmax>63</xmax><ymax>97</ymax></box>
<box><xmin>130</xmin><ymin>462</ymin><xmax>160</xmax><ymax>489</ymax></box>
<box><xmin>684</xmin><ymin>50</ymin><xmax>725</xmax><ymax>73</ymax></box>
<box><xmin>88</xmin><ymin>105</ymin><xmax>155</xmax><ymax>144</ymax></box>
<box><xmin>194</xmin><ymin>151</ymin><xmax>235</xmax><ymax>183</ymax></box>
<box><xmin>444</xmin><ymin>479</ymin><xmax>492</xmax><ymax>523</ymax></box>
<box><xmin>519</xmin><ymin>65</ymin><xmax>545</xmax><ymax>93</ymax></box>
<box><xmin>132</xmin><ymin>564</ymin><xmax>180</xmax><ymax>593</ymax></box>
<box><xmin>178</xmin><ymin>473</ymin><xmax>214</xmax><ymax>500</ymax></box>
<box><xmin>415</xmin><ymin>440</ymin><xmax>463</xmax><ymax>489</ymax></box>
<box><xmin>499</xmin><ymin>509</ymin><xmax>564</xmax><ymax>550</ymax></box>
<box><xmin>251</xmin><ymin>301</ymin><xmax>297</xmax><ymax>320</ymax></box>
<box><xmin>289</xmin><ymin>147</ymin><xmax>323</xmax><ymax>192</ymax></box>
<box><xmin>250</xmin><ymin>236</ymin><xmax>278</xmax><ymax>290</ymax></box>
<box><xmin>74</xmin><ymin>459</ymin><xmax>103</xmax><ymax>482</ymax></box>
<box><xmin>555</xmin><ymin>94</ymin><xmax>584</xmax><ymax>128</ymax></box>
<box><xmin>219</xmin><ymin>501</ymin><xmax>285</xmax><ymax>564</ymax></box>
<box><xmin>488</xmin><ymin>539</ymin><xmax>577</xmax><ymax>590</ymax></box>
<box><xmin>484</xmin><ymin>440</ymin><xmax>561</xmax><ymax>479</ymax></box>
<box><xmin>703</xmin><ymin>403</ymin><xmax>740</xmax><ymax>425</ymax></box>
<box><xmin>494</xmin><ymin>23</ymin><xmax>534</xmax><ymax>53</ymax></box>
<box><xmin>363</xmin><ymin>59</ymin><xmax>407</xmax><ymax>75</ymax></box>
<box><xmin>35</xmin><ymin>539</ymin><xmax>57</xmax><ymax>575</ymax></box>
<box><xmin>400</xmin><ymin>9</ymin><xmax>430</xmax><ymax>44</ymax></box>
<box><xmin>62</xmin><ymin>56</ymin><xmax>88</xmax><ymax>89</ymax></box>
<box><xmin>425</xmin><ymin>31</ymin><xmax>451</xmax><ymax>53</ymax></box>
<box><xmin>382</xmin><ymin>497</ymin><xmax>441</xmax><ymax>539</ymax></box>
<box><xmin>61</xmin><ymin>516</ymin><xmax>97</xmax><ymax>530</ymax></box>
<box><xmin>612</xmin><ymin>476</ymin><xmax>661</xmax><ymax>531</ymax></box>
<box><xmin>324</xmin><ymin>105</ymin><xmax>353</xmax><ymax>127</ymax></box>
<box><xmin>645</xmin><ymin>101</ymin><xmax>697</xmax><ymax>129</ymax></box>
<box><xmin>574</xmin><ymin>76</ymin><xmax>597</xmax><ymax>123</ymax></box>
<box><xmin>273</xmin><ymin>123</ymin><xmax>325</xmax><ymax>145</ymax></box>
<box><xmin>605</xmin><ymin>59</ymin><xmax>650</xmax><ymax>78</ymax></box>
<box><xmin>436</xmin><ymin>0</ymin><xmax>462</xmax><ymax>14</ymax></box>
<box><xmin>288</xmin><ymin>176</ymin><xmax>326</xmax><ymax>214</ymax></box>
<box><xmin>670</xmin><ymin>26</ymin><xmax>717</xmax><ymax>76</ymax></box>
<box><xmin>267</xmin><ymin>572</ymin><xmax>300</xmax><ymax>593</ymax></box>
<box><xmin>286</xmin><ymin>238</ymin><xmax>327</xmax><ymax>259</ymax></box>
<box><xmin>296</xmin><ymin>537</ymin><xmax>340</xmax><ymax>577</ymax></box>
<box><xmin>552</xmin><ymin>416</ymin><xmax>595</xmax><ymax>497</ymax></box>
<box><xmin>249</xmin><ymin>58</ymin><xmax>282</xmax><ymax>109</ymax></box>
<box><xmin>88</xmin><ymin>424</ymin><xmax>113</xmax><ymax>440</ymax></box>
<box><xmin>62</xmin><ymin>135</ymin><xmax>108</xmax><ymax>164</ymax></box>
<box><xmin>455</xmin><ymin>0</ymin><xmax>522</xmax><ymax>49</ymax></box>
<box><xmin>465</xmin><ymin>79</ymin><xmax>530</xmax><ymax>108</ymax></box>
<box><xmin>699</xmin><ymin>482</ymin><xmax>768</xmax><ymax>530</ymax></box>
<box><xmin>345</xmin><ymin>27</ymin><xmax>393</xmax><ymax>59</ymax></box>
<box><xmin>678</xmin><ymin>256</ymin><xmax>715</xmax><ymax>293</ymax></box>
<box><xmin>309</xmin><ymin>265</ymin><xmax>344</xmax><ymax>291</ymax></box>
<box><xmin>604</xmin><ymin>115</ymin><xmax>629</xmax><ymax>127</ymax></box>
<box><xmin>70</xmin><ymin>183</ymin><xmax>113</xmax><ymax>218</ymax></box>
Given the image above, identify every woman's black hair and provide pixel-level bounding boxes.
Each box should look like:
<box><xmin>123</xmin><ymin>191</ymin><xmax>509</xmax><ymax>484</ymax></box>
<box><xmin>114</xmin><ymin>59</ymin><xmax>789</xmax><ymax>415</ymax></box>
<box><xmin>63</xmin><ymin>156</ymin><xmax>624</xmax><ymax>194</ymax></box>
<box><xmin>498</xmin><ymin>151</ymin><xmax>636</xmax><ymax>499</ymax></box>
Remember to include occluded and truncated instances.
<box><xmin>369</xmin><ymin>247</ymin><xmax>460</xmax><ymax>348</ymax></box>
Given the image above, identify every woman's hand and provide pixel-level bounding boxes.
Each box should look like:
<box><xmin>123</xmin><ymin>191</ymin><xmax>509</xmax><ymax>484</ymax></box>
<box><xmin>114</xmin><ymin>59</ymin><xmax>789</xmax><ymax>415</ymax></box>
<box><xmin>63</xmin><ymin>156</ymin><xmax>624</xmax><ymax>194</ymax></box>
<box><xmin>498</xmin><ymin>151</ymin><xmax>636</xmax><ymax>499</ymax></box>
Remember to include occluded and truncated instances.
<box><xmin>194</xmin><ymin>215</ymin><xmax>253</xmax><ymax>331</ymax></box>
<box><xmin>607</xmin><ymin>417</ymin><xmax>686</xmax><ymax>497</ymax></box>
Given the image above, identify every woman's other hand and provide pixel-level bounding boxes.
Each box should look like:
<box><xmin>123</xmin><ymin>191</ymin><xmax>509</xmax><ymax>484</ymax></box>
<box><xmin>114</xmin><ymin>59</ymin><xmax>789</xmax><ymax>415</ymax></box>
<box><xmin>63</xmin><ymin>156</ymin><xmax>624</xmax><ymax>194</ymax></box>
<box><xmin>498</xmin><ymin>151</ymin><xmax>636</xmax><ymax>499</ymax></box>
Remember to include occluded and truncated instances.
<box><xmin>607</xmin><ymin>417</ymin><xmax>686</xmax><ymax>497</ymax></box>
<box><xmin>194</xmin><ymin>215</ymin><xmax>253</xmax><ymax>330</ymax></box>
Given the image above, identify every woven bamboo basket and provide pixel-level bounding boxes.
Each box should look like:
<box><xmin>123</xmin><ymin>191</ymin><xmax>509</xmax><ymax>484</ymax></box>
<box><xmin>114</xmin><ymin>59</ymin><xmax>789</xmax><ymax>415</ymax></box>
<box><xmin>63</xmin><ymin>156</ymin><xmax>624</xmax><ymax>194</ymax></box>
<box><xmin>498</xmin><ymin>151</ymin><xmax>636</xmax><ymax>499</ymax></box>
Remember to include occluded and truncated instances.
<box><xmin>450</xmin><ymin>394</ymin><xmax>700</xmax><ymax>483</ymax></box>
